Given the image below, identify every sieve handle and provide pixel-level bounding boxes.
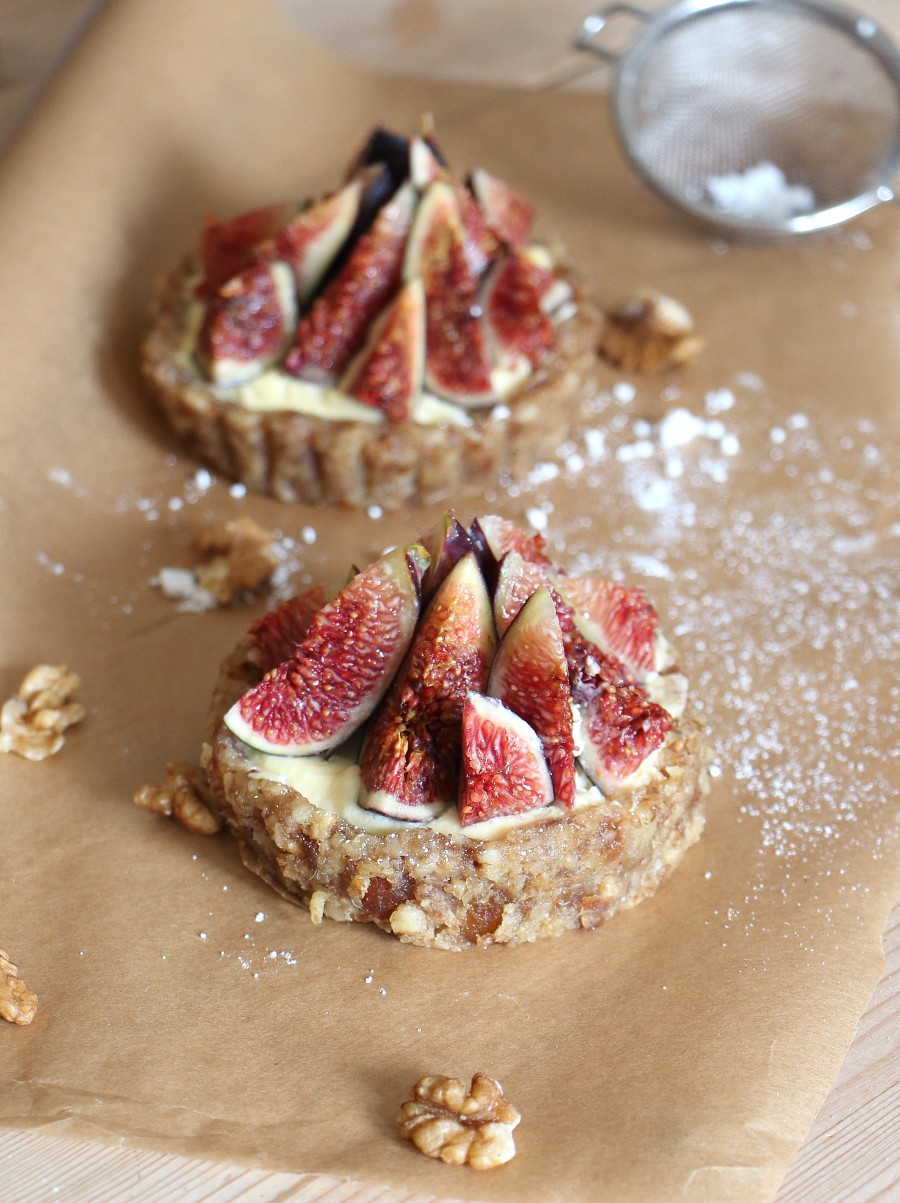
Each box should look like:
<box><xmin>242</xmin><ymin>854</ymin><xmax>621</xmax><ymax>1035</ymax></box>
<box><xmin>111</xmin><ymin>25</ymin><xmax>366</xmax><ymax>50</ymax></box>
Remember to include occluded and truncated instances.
<box><xmin>573</xmin><ymin>4</ymin><xmax>652</xmax><ymax>61</ymax></box>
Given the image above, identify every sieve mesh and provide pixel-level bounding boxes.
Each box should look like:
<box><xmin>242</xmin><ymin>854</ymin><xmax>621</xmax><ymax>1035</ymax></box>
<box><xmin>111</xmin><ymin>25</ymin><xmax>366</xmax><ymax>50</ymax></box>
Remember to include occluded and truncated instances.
<box><xmin>588</xmin><ymin>0</ymin><xmax>900</xmax><ymax>230</ymax></box>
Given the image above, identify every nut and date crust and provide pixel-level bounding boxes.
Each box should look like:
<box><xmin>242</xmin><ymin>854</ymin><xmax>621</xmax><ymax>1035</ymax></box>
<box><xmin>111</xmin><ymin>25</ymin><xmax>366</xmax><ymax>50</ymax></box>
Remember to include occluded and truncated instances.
<box><xmin>203</xmin><ymin>640</ymin><xmax>710</xmax><ymax>950</ymax></box>
<box><xmin>141</xmin><ymin>257</ymin><xmax>606</xmax><ymax>511</ymax></box>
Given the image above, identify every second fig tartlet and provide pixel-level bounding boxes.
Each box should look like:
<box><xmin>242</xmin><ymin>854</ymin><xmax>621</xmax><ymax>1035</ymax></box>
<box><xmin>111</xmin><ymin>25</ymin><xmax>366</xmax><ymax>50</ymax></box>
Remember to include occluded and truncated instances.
<box><xmin>141</xmin><ymin>125</ymin><xmax>604</xmax><ymax>510</ymax></box>
<box><xmin>202</xmin><ymin>514</ymin><xmax>710</xmax><ymax>949</ymax></box>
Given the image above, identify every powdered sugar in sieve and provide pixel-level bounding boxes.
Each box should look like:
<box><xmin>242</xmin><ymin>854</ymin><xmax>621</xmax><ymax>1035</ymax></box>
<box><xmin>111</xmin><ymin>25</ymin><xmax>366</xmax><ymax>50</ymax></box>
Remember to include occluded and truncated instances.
<box><xmin>574</xmin><ymin>0</ymin><xmax>900</xmax><ymax>235</ymax></box>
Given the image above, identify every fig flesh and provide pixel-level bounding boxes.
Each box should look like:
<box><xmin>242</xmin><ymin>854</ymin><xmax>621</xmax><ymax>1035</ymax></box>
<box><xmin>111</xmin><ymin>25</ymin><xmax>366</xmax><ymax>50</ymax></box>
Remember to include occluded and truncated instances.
<box><xmin>554</xmin><ymin>576</ymin><xmax>668</xmax><ymax>679</ymax></box>
<box><xmin>454</xmin><ymin>183</ymin><xmax>501</xmax><ymax>278</ymax></box>
<box><xmin>285</xmin><ymin>183</ymin><xmax>416</xmax><ymax>382</ymax></box>
<box><xmin>492</xmin><ymin>551</ymin><xmax>553</xmax><ymax>636</ymax></box>
<box><xmin>404</xmin><ymin>182</ymin><xmax>495</xmax><ymax>406</ymax></box>
<box><xmin>196</xmin><ymin>261</ymin><xmax>297</xmax><ymax>386</ymax></box>
<box><xmin>469</xmin><ymin>169</ymin><xmax>534</xmax><ymax>248</ymax></box>
<box><xmin>340</xmin><ymin>278</ymin><xmax>425</xmax><ymax>421</ymax></box>
<box><xmin>488</xmin><ymin>587</ymin><xmax>576</xmax><ymax>807</ymax></box>
<box><xmin>225</xmin><ymin>544</ymin><xmax>426</xmax><ymax>756</ymax></box>
<box><xmin>359</xmin><ymin>552</ymin><xmax>496</xmax><ymax>820</ymax></box>
<box><xmin>482</xmin><ymin>251</ymin><xmax>555</xmax><ymax>369</ymax></box>
<box><xmin>576</xmin><ymin>680</ymin><xmax>673</xmax><ymax>790</ymax></box>
<box><xmin>458</xmin><ymin>692</ymin><xmax>553</xmax><ymax>827</ymax></box>
<box><xmin>470</xmin><ymin>514</ymin><xmax>551</xmax><ymax>580</ymax></box>
<box><xmin>197</xmin><ymin>202</ymin><xmax>297</xmax><ymax>298</ymax></box>
<box><xmin>264</xmin><ymin>180</ymin><xmax>362</xmax><ymax>305</ymax></box>
<box><xmin>247</xmin><ymin>585</ymin><xmax>329</xmax><ymax>672</ymax></box>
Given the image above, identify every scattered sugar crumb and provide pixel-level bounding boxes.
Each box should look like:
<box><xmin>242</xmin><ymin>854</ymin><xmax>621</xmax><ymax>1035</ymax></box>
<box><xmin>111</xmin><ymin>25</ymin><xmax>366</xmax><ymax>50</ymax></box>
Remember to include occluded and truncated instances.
<box><xmin>367</xmin><ymin>504</ymin><xmax>384</xmax><ymax>520</ymax></box>
<box><xmin>151</xmin><ymin>567</ymin><xmax>217</xmax><ymax>613</ymax></box>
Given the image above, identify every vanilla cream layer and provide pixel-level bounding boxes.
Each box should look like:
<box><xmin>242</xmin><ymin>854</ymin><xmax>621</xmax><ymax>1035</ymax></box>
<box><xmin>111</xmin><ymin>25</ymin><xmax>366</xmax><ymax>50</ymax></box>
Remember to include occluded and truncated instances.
<box><xmin>238</xmin><ymin>668</ymin><xmax>687</xmax><ymax>842</ymax></box>
<box><xmin>244</xmin><ymin>745</ymin><xmax>647</xmax><ymax>843</ymax></box>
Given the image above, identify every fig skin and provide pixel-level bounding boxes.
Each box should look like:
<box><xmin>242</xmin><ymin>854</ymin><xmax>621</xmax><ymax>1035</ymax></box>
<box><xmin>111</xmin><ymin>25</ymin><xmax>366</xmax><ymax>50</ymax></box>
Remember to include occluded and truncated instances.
<box><xmin>488</xmin><ymin>587</ymin><xmax>576</xmax><ymax>808</ymax></box>
<box><xmin>420</xmin><ymin>509</ymin><xmax>473</xmax><ymax>602</ymax></box>
<box><xmin>358</xmin><ymin>551</ymin><xmax>496</xmax><ymax>821</ymax></box>
<box><xmin>224</xmin><ymin>544</ymin><xmax>426</xmax><ymax>756</ymax></box>
<box><xmin>458</xmin><ymin>691</ymin><xmax>553</xmax><ymax>827</ymax></box>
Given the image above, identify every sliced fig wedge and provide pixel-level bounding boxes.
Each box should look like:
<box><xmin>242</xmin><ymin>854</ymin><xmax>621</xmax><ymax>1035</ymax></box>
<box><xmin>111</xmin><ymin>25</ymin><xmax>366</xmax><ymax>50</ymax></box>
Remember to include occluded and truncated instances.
<box><xmin>554</xmin><ymin>577</ymin><xmax>670</xmax><ymax>679</ymax></box>
<box><xmin>488</xmin><ymin>587</ymin><xmax>576</xmax><ymax>807</ymax></box>
<box><xmin>224</xmin><ymin>544</ymin><xmax>426</xmax><ymax>756</ymax></box>
<box><xmin>454</xmin><ymin>184</ymin><xmax>501</xmax><ymax>278</ymax></box>
<box><xmin>196</xmin><ymin>261</ymin><xmax>297</xmax><ymax>386</ymax></box>
<box><xmin>198</xmin><ymin>202</ymin><xmax>297</xmax><ymax>297</ymax></box>
<box><xmin>285</xmin><ymin>182</ymin><xmax>416</xmax><ymax>382</ymax></box>
<box><xmin>458</xmin><ymin>692</ymin><xmax>553</xmax><ymax>827</ymax></box>
<box><xmin>404</xmin><ymin>182</ymin><xmax>495</xmax><ymax>406</ymax></box>
<box><xmin>359</xmin><ymin>552</ymin><xmax>496</xmax><ymax>821</ymax></box>
<box><xmin>264</xmin><ymin>180</ymin><xmax>362</xmax><ymax>305</ymax></box>
<box><xmin>576</xmin><ymin>681</ymin><xmax>673</xmax><ymax>791</ymax></box>
<box><xmin>420</xmin><ymin>509</ymin><xmax>472</xmax><ymax>602</ymax></box>
<box><xmin>247</xmin><ymin>585</ymin><xmax>329</xmax><ymax>672</ymax></box>
<box><xmin>492</xmin><ymin>551</ymin><xmax>552</xmax><ymax>636</ymax></box>
<box><xmin>340</xmin><ymin>278</ymin><xmax>425</xmax><ymax>421</ymax></box>
<box><xmin>469</xmin><ymin>169</ymin><xmax>534</xmax><ymax>248</ymax></box>
<box><xmin>481</xmin><ymin>251</ymin><xmax>555</xmax><ymax>369</ymax></box>
<box><xmin>470</xmin><ymin>514</ymin><xmax>552</xmax><ymax>577</ymax></box>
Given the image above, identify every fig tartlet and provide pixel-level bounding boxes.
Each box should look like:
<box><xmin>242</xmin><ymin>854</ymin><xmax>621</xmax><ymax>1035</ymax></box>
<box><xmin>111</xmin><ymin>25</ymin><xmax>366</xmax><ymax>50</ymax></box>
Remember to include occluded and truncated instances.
<box><xmin>203</xmin><ymin>514</ymin><xmax>710</xmax><ymax>949</ymax></box>
<box><xmin>141</xmin><ymin>125</ymin><xmax>605</xmax><ymax>510</ymax></box>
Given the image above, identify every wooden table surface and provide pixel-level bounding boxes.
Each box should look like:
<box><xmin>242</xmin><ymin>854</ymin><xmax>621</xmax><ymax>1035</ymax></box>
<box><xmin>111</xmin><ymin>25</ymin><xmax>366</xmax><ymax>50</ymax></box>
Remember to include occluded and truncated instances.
<box><xmin>1</xmin><ymin>2</ymin><xmax>898</xmax><ymax>1199</ymax></box>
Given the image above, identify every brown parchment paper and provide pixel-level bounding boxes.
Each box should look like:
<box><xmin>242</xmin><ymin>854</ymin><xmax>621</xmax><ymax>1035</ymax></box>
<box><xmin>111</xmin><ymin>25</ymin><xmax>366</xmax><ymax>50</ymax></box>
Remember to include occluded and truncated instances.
<box><xmin>1</xmin><ymin>2</ymin><xmax>898</xmax><ymax>1200</ymax></box>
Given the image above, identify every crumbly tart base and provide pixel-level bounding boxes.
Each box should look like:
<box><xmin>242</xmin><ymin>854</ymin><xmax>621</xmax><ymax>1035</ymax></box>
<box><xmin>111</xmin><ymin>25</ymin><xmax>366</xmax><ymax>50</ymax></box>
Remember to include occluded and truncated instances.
<box><xmin>141</xmin><ymin>257</ymin><xmax>606</xmax><ymax>511</ymax></box>
<box><xmin>203</xmin><ymin>642</ymin><xmax>711</xmax><ymax>950</ymax></box>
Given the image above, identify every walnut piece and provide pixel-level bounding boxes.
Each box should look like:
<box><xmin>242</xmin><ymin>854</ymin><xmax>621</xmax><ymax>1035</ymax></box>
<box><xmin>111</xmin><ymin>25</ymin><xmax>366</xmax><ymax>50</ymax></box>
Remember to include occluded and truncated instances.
<box><xmin>193</xmin><ymin>517</ymin><xmax>280</xmax><ymax>604</ymax></box>
<box><xmin>134</xmin><ymin>761</ymin><xmax>222</xmax><ymax>835</ymax></box>
<box><xmin>154</xmin><ymin>517</ymin><xmax>280</xmax><ymax>610</ymax></box>
<box><xmin>0</xmin><ymin>948</ymin><xmax>38</xmax><ymax>1025</ymax></box>
<box><xmin>0</xmin><ymin>665</ymin><xmax>85</xmax><ymax>761</ymax></box>
<box><xmin>599</xmin><ymin>288</ymin><xmax>704</xmax><ymax>373</ymax></box>
<box><xmin>396</xmin><ymin>1073</ymin><xmax>520</xmax><ymax>1169</ymax></box>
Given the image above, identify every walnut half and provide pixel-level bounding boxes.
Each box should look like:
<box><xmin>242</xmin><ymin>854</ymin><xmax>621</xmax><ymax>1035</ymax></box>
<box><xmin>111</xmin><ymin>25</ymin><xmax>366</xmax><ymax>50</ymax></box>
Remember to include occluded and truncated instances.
<box><xmin>599</xmin><ymin>288</ymin><xmax>704</xmax><ymax>374</ymax></box>
<box><xmin>0</xmin><ymin>948</ymin><xmax>38</xmax><ymax>1025</ymax></box>
<box><xmin>134</xmin><ymin>761</ymin><xmax>222</xmax><ymax>835</ymax></box>
<box><xmin>0</xmin><ymin>664</ymin><xmax>85</xmax><ymax>761</ymax></box>
<box><xmin>396</xmin><ymin>1073</ymin><xmax>521</xmax><ymax>1169</ymax></box>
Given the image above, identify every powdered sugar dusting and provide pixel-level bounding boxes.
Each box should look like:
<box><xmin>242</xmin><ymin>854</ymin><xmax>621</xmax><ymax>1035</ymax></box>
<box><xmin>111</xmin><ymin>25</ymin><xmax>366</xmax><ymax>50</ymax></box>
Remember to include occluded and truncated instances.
<box><xmin>494</xmin><ymin>372</ymin><xmax>898</xmax><ymax>951</ymax></box>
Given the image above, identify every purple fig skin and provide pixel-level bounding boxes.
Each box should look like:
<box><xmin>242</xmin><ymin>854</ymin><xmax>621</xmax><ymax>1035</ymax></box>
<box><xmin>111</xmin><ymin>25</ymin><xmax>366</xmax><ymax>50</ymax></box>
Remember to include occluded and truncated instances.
<box><xmin>358</xmin><ymin>552</ymin><xmax>496</xmax><ymax>821</ymax></box>
<box><xmin>488</xmin><ymin>586</ymin><xmax>576</xmax><ymax>807</ymax></box>
<box><xmin>458</xmin><ymin>692</ymin><xmax>553</xmax><ymax>827</ymax></box>
<box><xmin>420</xmin><ymin>510</ymin><xmax>473</xmax><ymax>602</ymax></box>
<box><xmin>224</xmin><ymin>543</ymin><xmax>426</xmax><ymax>756</ymax></box>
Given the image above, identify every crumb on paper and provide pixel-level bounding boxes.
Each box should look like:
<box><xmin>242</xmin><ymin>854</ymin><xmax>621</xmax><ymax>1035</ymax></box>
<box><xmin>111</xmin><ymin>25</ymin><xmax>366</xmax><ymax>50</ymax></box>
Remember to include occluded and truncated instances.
<box><xmin>0</xmin><ymin>948</ymin><xmax>38</xmax><ymax>1025</ymax></box>
<box><xmin>134</xmin><ymin>761</ymin><xmax>223</xmax><ymax>835</ymax></box>
<box><xmin>152</xmin><ymin>517</ymin><xmax>280</xmax><ymax>611</ymax></box>
<box><xmin>0</xmin><ymin>665</ymin><xmax>85</xmax><ymax>761</ymax></box>
<box><xmin>706</xmin><ymin>161</ymin><xmax>815</xmax><ymax>223</ymax></box>
<box><xmin>396</xmin><ymin>1073</ymin><xmax>521</xmax><ymax>1169</ymax></box>
<box><xmin>599</xmin><ymin>289</ymin><xmax>704</xmax><ymax>374</ymax></box>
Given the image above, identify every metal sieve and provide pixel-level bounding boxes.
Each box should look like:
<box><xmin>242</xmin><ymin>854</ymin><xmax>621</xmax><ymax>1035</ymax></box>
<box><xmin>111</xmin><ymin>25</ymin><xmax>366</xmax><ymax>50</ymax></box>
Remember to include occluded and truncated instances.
<box><xmin>573</xmin><ymin>0</ymin><xmax>900</xmax><ymax>235</ymax></box>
